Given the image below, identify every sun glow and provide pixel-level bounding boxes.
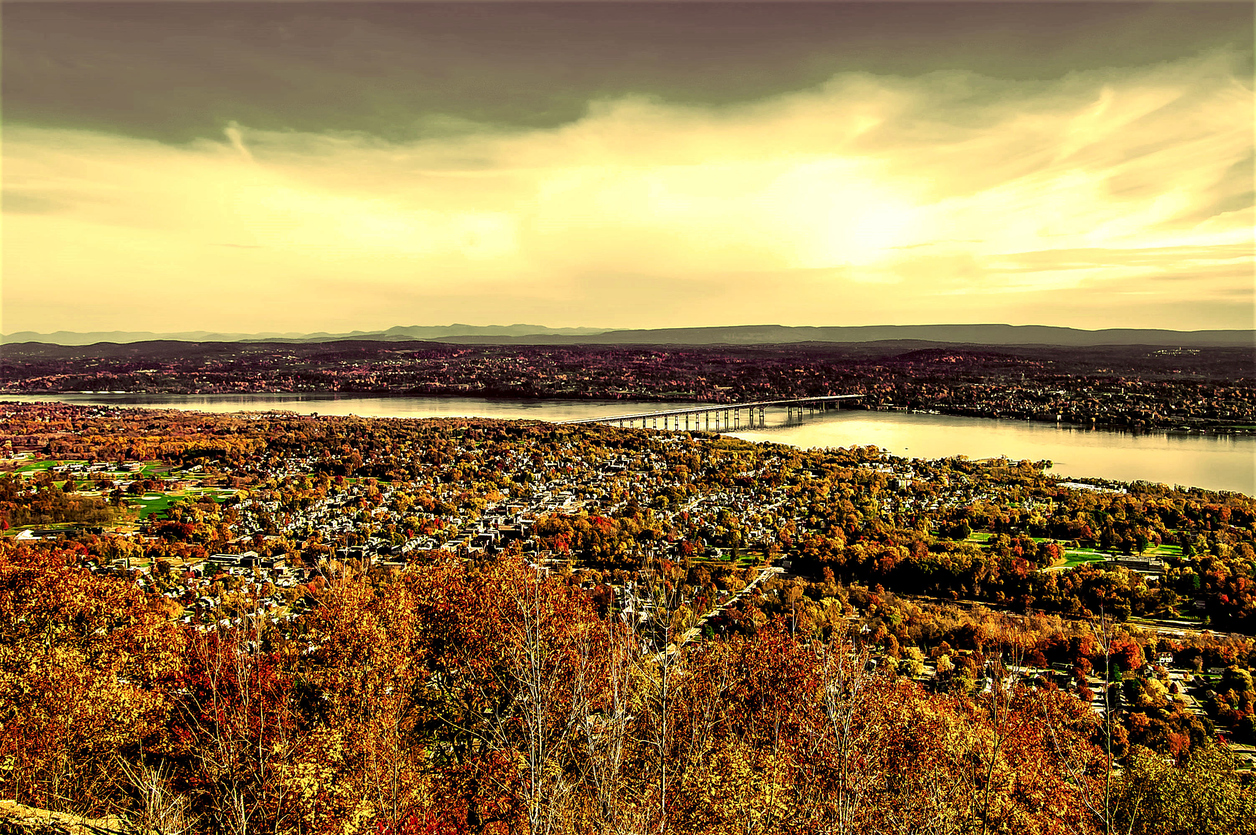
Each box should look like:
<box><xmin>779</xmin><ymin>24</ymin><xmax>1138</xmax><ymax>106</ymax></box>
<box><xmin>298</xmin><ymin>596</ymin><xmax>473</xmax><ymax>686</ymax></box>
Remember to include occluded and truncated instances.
<box><xmin>3</xmin><ymin>52</ymin><xmax>1250</xmax><ymax>332</ymax></box>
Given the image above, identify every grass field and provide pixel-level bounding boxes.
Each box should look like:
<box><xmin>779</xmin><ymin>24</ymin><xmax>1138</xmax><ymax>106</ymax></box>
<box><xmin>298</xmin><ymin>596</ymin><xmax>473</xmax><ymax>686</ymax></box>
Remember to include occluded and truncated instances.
<box><xmin>15</xmin><ymin>459</ymin><xmax>88</xmax><ymax>474</ymax></box>
<box><xmin>6</xmin><ymin>456</ymin><xmax>245</xmax><ymax>527</ymax></box>
<box><xmin>1057</xmin><ymin>542</ymin><xmax>1181</xmax><ymax>568</ymax></box>
<box><xmin>133</xmin><ymin>493</ymin><xmax>179</xmax><ymax>519</ymax></box>
<box><xmin>1060</xmin><ymin>547</ymin><xmax>1109</xmax><ymax>569</ymax></box>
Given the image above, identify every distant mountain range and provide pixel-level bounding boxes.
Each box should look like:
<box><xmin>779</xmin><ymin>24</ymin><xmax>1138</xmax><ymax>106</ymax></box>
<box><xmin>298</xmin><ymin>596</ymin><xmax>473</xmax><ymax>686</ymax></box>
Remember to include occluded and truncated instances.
<box><xmin>435</xmin><ymin>324</ymin><xmax>1256</xmax><ymax>348</ymax></box>
<box><xmin>0</xmin><ymin>324</ymin><xmax>604</xmax><ymax>346</ymax></box>
<box><xmin>3</xmin><ymin>323</ymin><xmax>1252</xmax><ymax>348</ymax></box>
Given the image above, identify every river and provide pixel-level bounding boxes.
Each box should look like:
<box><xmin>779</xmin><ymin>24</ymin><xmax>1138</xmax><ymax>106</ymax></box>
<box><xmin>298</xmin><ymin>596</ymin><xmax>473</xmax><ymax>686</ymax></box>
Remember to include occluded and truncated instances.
<box><xmin>8</xmin><ymin>393</ymin><xmax>1254</xmax><ymax>496</ymax></box>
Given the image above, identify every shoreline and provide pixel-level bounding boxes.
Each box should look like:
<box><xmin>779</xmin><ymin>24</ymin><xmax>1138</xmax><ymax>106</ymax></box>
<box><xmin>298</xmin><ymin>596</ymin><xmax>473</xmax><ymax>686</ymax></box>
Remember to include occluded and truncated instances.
<box><xmin>2</xmin><ymin>391</ymin><xmax>1253</xmax><ymax>437</ymax></box>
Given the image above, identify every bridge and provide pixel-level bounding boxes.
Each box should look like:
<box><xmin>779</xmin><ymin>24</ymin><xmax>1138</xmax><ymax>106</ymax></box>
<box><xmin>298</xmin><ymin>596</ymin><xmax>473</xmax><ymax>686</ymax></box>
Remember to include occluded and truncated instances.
<box><xmin>560</xmin><ymin>394</ymin><xmax>863</xmax><ymax>432</ymax></box>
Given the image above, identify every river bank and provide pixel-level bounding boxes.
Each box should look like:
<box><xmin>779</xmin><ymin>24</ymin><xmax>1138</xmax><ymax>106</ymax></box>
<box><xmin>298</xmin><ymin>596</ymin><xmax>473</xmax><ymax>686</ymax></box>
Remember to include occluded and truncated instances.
<box><xmin>6</xmin><ymin>393</ymin><xmax>1254</xmax><ymax>495</ymax></box>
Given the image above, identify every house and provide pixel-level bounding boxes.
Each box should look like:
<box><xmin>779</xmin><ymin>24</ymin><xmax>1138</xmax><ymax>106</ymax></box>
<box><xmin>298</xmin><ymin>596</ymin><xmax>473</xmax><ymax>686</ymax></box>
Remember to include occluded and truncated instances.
<box><xmin>208</xmin><ymin>550</ymin><xmax>259</xmax><ymax>568</ymax></box>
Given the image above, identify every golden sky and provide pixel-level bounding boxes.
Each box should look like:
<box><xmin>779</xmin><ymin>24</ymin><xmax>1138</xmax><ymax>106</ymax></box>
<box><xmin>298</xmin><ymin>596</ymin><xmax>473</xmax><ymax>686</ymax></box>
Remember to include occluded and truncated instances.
<box><xmin>3</xmin><ymin>2</ymin><xmax>1253</xmax><ymax>335</ymax></box>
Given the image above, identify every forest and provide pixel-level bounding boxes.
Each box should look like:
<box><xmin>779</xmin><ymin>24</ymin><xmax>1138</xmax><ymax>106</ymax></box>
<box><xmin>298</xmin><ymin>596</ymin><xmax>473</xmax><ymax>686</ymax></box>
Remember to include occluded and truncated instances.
<box><xmin>0</xmin><ymin>401</ymin><xmax>1254</xmax><ymax>834</ymax></box>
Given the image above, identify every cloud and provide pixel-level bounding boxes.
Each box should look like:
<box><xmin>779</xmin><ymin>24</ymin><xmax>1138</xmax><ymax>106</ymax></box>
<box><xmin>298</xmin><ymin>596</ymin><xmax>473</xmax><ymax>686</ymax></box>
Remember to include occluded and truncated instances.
<box><xmin>223</xmin><ymin>122</ymin><xmax>254</xmax><ymax>163</ymax></box>
<box><xmin>3</xmin><ymin>50</ymin><xmax>1252</xmax><ymax>333</ymax></box>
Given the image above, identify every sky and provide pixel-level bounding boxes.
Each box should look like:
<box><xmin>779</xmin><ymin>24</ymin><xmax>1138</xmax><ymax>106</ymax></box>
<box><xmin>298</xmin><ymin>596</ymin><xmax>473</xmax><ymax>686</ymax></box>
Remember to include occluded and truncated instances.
<box><xmin>3</xmin><ymin>0</ymin><xmax>1253</xmax><ymax>335</ymax></box>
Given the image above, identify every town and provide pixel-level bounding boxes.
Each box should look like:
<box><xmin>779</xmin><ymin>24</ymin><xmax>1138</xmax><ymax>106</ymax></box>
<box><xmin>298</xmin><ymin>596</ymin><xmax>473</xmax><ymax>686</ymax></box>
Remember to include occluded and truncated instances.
<box><xmin>4</xmin><ymin>340</ymin><xmax>1254</xmax><ymax>433</ymax></box>
<box><xmin>1</xmin><ymin>399</ymin><xmax>1254</xmax><ymax>834</ymax></box>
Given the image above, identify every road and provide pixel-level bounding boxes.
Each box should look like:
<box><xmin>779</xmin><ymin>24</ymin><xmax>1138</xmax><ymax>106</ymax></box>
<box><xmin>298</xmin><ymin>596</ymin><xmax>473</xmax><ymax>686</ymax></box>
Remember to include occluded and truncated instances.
<box><xmin>652</xmin><ymin>563</ymin><xmax>784</xmax><ymax>661</ymax></box>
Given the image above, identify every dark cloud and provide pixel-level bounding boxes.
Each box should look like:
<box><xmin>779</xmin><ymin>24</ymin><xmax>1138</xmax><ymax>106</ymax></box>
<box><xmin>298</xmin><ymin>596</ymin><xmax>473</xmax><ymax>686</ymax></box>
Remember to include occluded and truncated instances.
<box><xmin>4</xmin><ymin>8</ymin><xmax>1250</xmax><ymax>334</ymax></box>
<box><xmin>4</xmin><ymin>1</ymin><xmax>1252</xmax><ymax>143</ymax></box>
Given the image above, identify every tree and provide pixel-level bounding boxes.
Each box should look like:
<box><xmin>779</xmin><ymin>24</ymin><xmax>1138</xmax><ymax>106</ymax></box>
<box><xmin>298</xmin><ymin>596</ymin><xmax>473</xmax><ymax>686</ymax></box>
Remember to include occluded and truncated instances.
<box><xmin>288</xmin><ymin>566</ymin><xmax>429</xmax><ymax>835</ymax></box>
<box><xmin>174</xmin><ymin>615</ymin><xmax>293</xmax><ymax>835</ymax></box>
<box><xmin>1113</xmin><ymin>744</ymin><xmax>1256</xmax><ymax>835</ymax></box>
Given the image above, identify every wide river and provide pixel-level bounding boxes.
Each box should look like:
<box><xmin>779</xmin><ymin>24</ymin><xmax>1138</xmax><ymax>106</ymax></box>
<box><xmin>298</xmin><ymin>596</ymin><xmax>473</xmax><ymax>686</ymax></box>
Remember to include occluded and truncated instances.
<box><xmin>10</xmin><ymin>393</ymin><xmax>1255</xmax><ymax>496</ymax></box>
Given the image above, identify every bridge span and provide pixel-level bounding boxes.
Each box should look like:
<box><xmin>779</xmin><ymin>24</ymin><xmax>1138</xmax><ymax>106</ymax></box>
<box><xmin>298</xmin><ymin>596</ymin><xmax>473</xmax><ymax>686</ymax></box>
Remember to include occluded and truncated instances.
<box><xmin>561</xmin><ymin>394</ymin><xmax>862</xmax><ymax>432</ymax></box>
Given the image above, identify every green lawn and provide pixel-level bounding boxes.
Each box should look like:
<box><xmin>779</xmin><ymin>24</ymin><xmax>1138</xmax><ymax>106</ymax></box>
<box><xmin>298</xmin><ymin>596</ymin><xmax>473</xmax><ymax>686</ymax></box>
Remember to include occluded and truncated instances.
<box><xmin>1054</xmin><ymin>539</ymin><xmax>1183</xmax><ymax>569</ymax></box>
<box><xmin>133</xmin><ymin>493</ymin><xmax>179</xmax><ymax>519</ymax></box>
<box><xmin>130</xmin><ymin>486</ymin><xmax>237</xmax><ymax>519</ymax></box>
<box><xmin>1061</xmin><ymin>547</ymin><xmax>1110</xmax><ymax>568</ymax></box>
<box><xmin>186</xmin><ymin>486</ymin><xmax>233</xmax><ymax>499</ymax></box>
<box><xmin>16</xmin><ymin>459</ymin><xmax>88</xmax><ymax>474</ymax></box>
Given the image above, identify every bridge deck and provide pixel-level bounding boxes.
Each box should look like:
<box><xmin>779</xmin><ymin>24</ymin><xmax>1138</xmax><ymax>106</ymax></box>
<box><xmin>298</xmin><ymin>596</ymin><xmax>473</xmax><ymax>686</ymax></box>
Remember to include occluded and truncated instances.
<box><xmin>560</xmin><ymin>394</ymin><xmax>862</xmax><ymax>425</ymax></box>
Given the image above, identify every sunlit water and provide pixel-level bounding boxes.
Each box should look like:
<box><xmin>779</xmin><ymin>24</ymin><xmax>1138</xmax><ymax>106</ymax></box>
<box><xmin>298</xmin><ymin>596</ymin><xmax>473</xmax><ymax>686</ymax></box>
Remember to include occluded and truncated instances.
<box><xmin>9</xmin><ymin>394</ymin><xmax>1254</xmax><ymax>495</ymax></box>
<box><xmin>730</xmin><ymin>411</ymin><xmax>1255</xmax><ymax>496</ymax></box>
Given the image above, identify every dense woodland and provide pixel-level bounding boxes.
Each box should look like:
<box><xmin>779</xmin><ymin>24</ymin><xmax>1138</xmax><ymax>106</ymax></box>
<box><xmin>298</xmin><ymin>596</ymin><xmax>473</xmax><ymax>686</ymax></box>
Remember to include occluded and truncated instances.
<box><xmin>3</xmin><ymin>340</ymin><xmax>1254</xmax><ymax>431</ymax></box>
<box><xmin>1</xmin><ymin>401</ymin><xmax>1255</xmax><ymax>834</ymax></box>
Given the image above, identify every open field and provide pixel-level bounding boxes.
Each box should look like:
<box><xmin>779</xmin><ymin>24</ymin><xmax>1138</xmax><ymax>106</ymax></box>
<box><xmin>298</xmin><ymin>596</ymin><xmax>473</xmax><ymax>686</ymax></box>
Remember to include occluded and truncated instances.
<box><xmin>1061</xmin><ymin>547</ymin><xmax>1109</xmax><ymax>568</ymax></box>
<box><xmin>14</xmin><ymin>459</ymin><xmax>88</xmax><ymax>473</ymax></box>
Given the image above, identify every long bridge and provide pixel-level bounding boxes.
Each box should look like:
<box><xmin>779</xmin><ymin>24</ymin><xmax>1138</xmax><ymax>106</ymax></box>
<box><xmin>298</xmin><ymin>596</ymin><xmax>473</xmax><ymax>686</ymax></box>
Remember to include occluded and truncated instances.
<box><xmin>561</xmin><ymin>394</ymin><xmax>863</xmax><ymax>432</ymax></box>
